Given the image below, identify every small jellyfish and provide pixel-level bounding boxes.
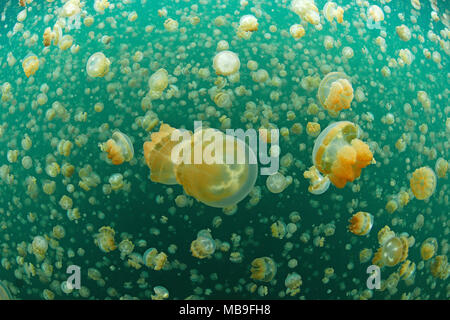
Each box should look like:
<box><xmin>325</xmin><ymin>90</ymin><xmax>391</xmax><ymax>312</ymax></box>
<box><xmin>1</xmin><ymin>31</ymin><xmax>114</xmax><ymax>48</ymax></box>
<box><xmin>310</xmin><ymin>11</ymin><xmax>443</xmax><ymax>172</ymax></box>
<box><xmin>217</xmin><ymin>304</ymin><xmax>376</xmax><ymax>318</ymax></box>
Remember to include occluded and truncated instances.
<box><xmin>190</xmin><ymin>230</ymin><xmax>216</xmax><ymax>259</ymax></box>
<box><xmin>359</xmin><ymin>248</ymin><xmax>373</xmax><ymax>264</ymax></box>
<box><xmin>266</xmin><ymin>172</ymin><xmax>288</xmax><ymax>194</ymax></box>
<box><xmin>348</xmin><ymin>211</ymin><xmax>373</xmax><ymax>236</ymax></box>
<box><xmin>290</xmin><ymin>0</ymin><xmax>320</xmax><ymax>25</ymax></box>
<box><xmin>430</xmin><ymin>255</ymin><xmax>449</xmax><ymax>280</ymax></box>
<box><xmin>143</xmin><ymin>248</ymin><xmax>167</xmax><ymax>271</ymax></box>
<box><xmin>22</xmin><ymin>53</ymin><xmax>39</xmax><ymax>78</ymax></box>
<box><xmin>289</xmin><ymin>24</ymin><xmax>305</xmax><ymax>39</ymax></box>
<box><xmin>317</xmin><ymin>72</ymin><xmax>354</xmax><ymax>116</ymax></box>
<box><xmin>420</xmin><ymin>238</ymin><xmax>438</xmax><ymax>261</ymax></box>
<box><xmin>323</xmin><ymin>2</ymin><xmax>344</xmax><ymax>24</ymax></box>
<box><xmin>285</xmin><ymin>273</ymin><xmax>302</xmax><ymax>296</ymax></box>
<box><xmin>250</xmin><ymin>257</ymin><xmax>277</xmax><ymax>282</ymax></box>
<box><xmin>148</xmin><ymin>68</ymin><xmax>169</xmax><ymax>93</ymax></box>
<box><xmin>86</xmin><ymin>52</ymin><xmax>111</xmax><ymax>78</ymax></box>
<box><xmin>435</xmin><ymin>158</ymin><xmax>448</xmax><ymax>178</ymax></box>
<box><xmin>94</xmin><ymin>226</ymin><xmax>117</xmax><ymax>253</ymax></box>
<box><xmin>303</xmin><ymin>166</ymin><xmax>330</xmax><ymax>195</ymax></box>
<box><xmin>99</xmin><ymin>130</ymin><xmax>134</xmax><ymax>165</ymax></box>
<box><xmin>398</xmin><ymin>260</ymin><xmax>416</xmax><ymax>280</ymax></box>
<box><xmin>213</xmin><ymin>51</ymin><xmax>240</xmax><ymax>76</ymax></box>
<box><xmin>151</xmin><ymin>286</ymin><xmax>169</xmax><ymax>300</ymax></box>
<box><xmin>367</xmin><ymin>5</ymin><xmax>384</xmax><ymax>22</ymax></box>
<box><xmin>410</xmin><ymin>166</ymin><xmax>436</xmax><ymax>200</ymax></box>
<box><xmin>311</xmin><ymin>121</ymin><xmax>374</xmax><ymax>189</ymax></box>
<box><xmin>32</xmin><ymin>236</ymin><xmax>48</xmax><ymax>261</ymax></box>
<box><xmin>238</xmin><ymin>15</ymin><xmax>258</xmax><ymax>32</ymax></box>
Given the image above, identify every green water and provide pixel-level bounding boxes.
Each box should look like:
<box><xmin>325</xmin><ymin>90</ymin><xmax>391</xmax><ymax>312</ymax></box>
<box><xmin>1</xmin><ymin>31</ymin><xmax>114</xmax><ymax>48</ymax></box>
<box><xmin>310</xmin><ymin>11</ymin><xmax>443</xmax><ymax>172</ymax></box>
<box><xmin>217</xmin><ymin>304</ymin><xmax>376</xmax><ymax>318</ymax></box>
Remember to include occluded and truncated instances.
<box><xmin>0</xmin><ymin>0</ymin><xmax>448</xmax><ymax>300</ymax></box>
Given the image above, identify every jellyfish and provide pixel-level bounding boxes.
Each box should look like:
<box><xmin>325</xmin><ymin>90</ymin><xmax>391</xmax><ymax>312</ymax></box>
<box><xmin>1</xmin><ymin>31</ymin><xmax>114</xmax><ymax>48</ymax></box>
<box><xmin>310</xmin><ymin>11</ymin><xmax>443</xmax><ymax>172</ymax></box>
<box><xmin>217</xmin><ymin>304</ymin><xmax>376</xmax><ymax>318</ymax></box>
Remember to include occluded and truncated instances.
<box><xmin>250</xmin><ymin>257</ymin><xmax>277</xmax><ymax>282</ymax></box>
<box><xmin>285</xmin><ymin>273</ymin><xmax>302</xmax><ymax>296</ymax></box>
<box><xmin>94</xmin><ymin>226</ymin><xmax>117</xmax><ymax>253</ymax></box>
<box><xmin>420</xmin><ymin>238</ymin><xmax>438</xmax><ymax>261</ymax></box>
<box><xmin>32</xmin><ymin>236</ymin><xmax>48</xmax><ymax>261</ymax></box>
<box><xmin>303</xmin><ymin>166</ymin><xmax>330</xmax><ymax>195</ymax></box>
<box><xmin>367</xmin><ymin>5</ymin><xmax>384</xmax><ymax>22</ymax></box>
<box><xmin>213</xmin><ymin>51</ymin><xmax>240</xmax><ymax>76</ymax></box>
<box><xmin>148</xmin><ymin>68</ymin><xmax>169</xmax><ymax>93</ymax></box>
<box><xmin>152</xmin><ymin>286</ymin><xmax>169</xmax><ymax>300</ymax></box>
<box><xmin>190</xmin><ymin>230</ymin><xmax>216</xmax><ymax>259</ymax></box>
<box><xmin>99</xmin><ymin>130</ymin><xmax>134</xmax><ymax>165</ymax></box>
<box><xmin>22</xmin><ymin>53</ymin><xmax>39</xmax><ymax>78</ymax></box>
<box><xmin>143</xmin><ymin>248</ymin><xmax>167</xmax><ymax>271</ymax></box>
<box><xmin>143</xmin><ymin>124</ymin><xmax>258</xmax><ymax>208</ymax></box>
<box><xmin>266</xmin><ymin>172</ymin><xmax>288</xmax><ymax>194</ymax></box>
<box><xmin>398</xmin><ymin>260</ymin><xmax>415</xmax><ymax>280</ymax></box>
<box><xmin>348</xmin><ymin>211</ymin><xmax>373</xmax><ymax>236</ymax></box>
<box><xmin>0</xmin><ymin>281</ymin><xmax>13</xmax><ymax>300</ymax></box>
<box><xmin>410</xmin><ymin>166</ymin><xmax>436</xmax><ymax>200</ymax></box>
<box><xmin>317</xmin><ymin>72</ymin><xmax>354</xmax><ymax>116</ymax></box>
<box><xmin>323</xmin><ymin>2</ymin><xmax>344</xmax><ymax>24</ymax></box>
<box><xmin>372</xmin><ymin>227</ymin><xmax>409</xmax><ymax>268</ymax></box>
<box><xmin>289</xmin><ymin>24</ymin><xmax>305</xmax><ymax>39</ymax></box>
<box><xmin>238</xmin><ymin>15</ymin><xmax>258</xmax><ymax>32</ymax></box>
<box><xmin>86</xmin><ymin>52</ymin><xmax>111</xmax><ymax>78</ymax></box>
<box><xmin>430</xmin><ymin>255</ymin><xmax>449</xmax><ymax>280</ymax></box>
<box><xmin>290</xmin><ymin>0</ymin><xmax>320</xmax><ymax>25</ymax></box>
<box><xmin>435</xmin><ymin>158</ymin><xmax>448</xmax><ymax>178</ymax></box>
<box><xmin>309</xmin><ymin>121</ymin><xmax>373</xmax><ymax>191</ymax></box>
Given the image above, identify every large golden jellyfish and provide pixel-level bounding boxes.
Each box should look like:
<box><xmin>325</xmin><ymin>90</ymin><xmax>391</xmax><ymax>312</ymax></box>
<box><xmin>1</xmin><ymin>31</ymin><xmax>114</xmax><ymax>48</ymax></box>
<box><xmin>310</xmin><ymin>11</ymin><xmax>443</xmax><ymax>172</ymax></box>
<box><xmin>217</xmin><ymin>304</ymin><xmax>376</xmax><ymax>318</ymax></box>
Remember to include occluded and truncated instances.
<box><xmin>143</xmin><ymin>124</ymin><xmax>258</xmax><ymax>208</ymax></box>
<box><xmin>250</xmin><ymin>257</ymin><xmax>277</xmax><ymax>282</ymax></box>
<box><xmin>348</xmin><ymin>211</ymin><xmax>373</xmax><ymax>236</ymax></box>
<box><xmin>22</xmin><ymin>53</ymin><xmax>39</xmax><ymax>78</ymax></box>
<box><xmin>86</xmin><ymin>52</ymin><xmax>111</xmax><ymax>78</ymax></box>
<box><xmin>305</xmin><ymin>121</ymin><xmax>374</xmax><ymax>192</ymax></box>
<box><xmin>99</xmin><ymin>130</ymin><xmax>134</xmax><ymax>165</ymax></box>
<box><xmin>372</xmin><ymin>226</ymin><xmax>409</xmax><ymax>268</ymax></box>
<box><xmin>317</xmin><ymin>72</ymin><xmax>354</xmax><ymax>116</ymax></box>
<box><xmin>420</xmin><ymin>237</ymin><xmax>438</xmax><ymax>261</ymax></box>
<box><xmin>409</xmin><ymin>166</ymin><xmax>437</xmax><ymax>200</ymax></box>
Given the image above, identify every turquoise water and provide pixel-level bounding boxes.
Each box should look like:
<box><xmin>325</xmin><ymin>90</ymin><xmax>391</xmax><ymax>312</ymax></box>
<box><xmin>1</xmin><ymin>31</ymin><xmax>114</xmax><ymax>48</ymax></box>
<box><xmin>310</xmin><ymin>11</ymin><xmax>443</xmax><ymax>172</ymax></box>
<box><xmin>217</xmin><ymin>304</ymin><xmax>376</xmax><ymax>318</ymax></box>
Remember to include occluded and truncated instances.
<box><xmin>0</xmin><ymin>0</ymin><xmax>448</xmax><ymax>300</ymax></box>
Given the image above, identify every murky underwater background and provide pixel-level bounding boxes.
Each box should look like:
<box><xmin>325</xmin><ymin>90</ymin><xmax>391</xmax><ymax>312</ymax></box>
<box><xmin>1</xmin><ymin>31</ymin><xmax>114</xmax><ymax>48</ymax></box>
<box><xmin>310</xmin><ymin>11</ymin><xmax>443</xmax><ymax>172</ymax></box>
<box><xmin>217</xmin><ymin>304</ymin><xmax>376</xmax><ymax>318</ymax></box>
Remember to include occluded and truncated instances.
<box><xmin>0</xmin><ymin>0</ymin><xmax>448</xmax><ymax>300</ymax></box>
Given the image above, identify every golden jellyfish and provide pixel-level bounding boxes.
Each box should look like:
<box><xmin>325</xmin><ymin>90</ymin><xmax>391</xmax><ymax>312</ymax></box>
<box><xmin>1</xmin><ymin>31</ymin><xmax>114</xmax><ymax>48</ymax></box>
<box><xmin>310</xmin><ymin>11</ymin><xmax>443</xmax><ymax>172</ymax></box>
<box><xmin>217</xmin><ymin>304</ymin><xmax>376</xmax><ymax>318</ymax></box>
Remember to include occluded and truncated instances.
<box><xmin>213</xmin><ymin>51</ymin><xmax>240</xmax><ymax>76</ymax></box>
<box><xmin>22</xmin><ymin>53</ymin><xmax>39</xmax><ymax>78</ymax></box>
<box><xmin>398</xmin><ymin>260</ymin><xmax>416</xmax><ymax>280</ymax></box>
<box><xmin>396</xmin><ymin>25</ymin><xmax>411</xmax><ymax>41</ymax></box>
<box><xmin>148</xmin><ymin>68</ymin><xmax>169</xmax><ymax>93</ymax></box>
<box><xmin>430</xmin><ymin>255</ymin><xmax>449</xmax><ymax>280</ymax></box>
<box><xmin>410</xmin><ymin>166</ymin><xmax>436</xmax><ymax>200</ymax></box>
<box><xmin>250</xmin><ymin>257</ymin><xmax>277</xmax><ymax>282</ymax></box>
<box><xmin>420</xmin><ymin>237</ymin><xmax>438</xmax><ymax>261</ymax></box>
<box><xmin>323</xmin><ymin>2</ymin><xmax>344</xmax><ymax>24</ymax></box>
<box><xmin>372</xmin><ymin>227</ymin><xmax>409</xmax><ymax>268</ymax></box>
<box><xmin>367</xmin><ymin>5</ymin><xmax>384</xmax><ymax>22</ymax></box>
<box><xmin>348</xmin><ymin>211</ymin><xmax>373</xmax><ymax>236</ymax></box>
<box><xmin>266</xmin><ymin>172</ymin><xmax>288</xmax><ymax>194</ymax></box>
<box><xmin>290</xmin><ymin>0</ymin><xmax>320</xmax><ymax>25</ymax></box>
<box><xmin>303</xmin><ymin>166</ymin><xmax>330</xmax><ymax>195</ymax></box>
<box><xmin>239</xmin><ymin>15</ymin><xmax>258</xmax><ymax>32</ymax></box>
<box><xmin>317</xmin><ymin>72</ymin><xmax>354</xmax><ymax>116</ymax></box>
<box><xmin>289</xmin><ymin>24</ymin><xmax>305</xmax><ymax>39</ymax></box>
<box><xmin>0</xmin><ymin>281</ymin><xmax>13</xmax><ymax>300</ymax></box>
<box><xmin>143</xmin><ymin>248</ymin><xmax>167</xmax><ymax>271</ymax></box>
<box><xmin>94</xmin><ymin>226</ymin><xmax>117</xmax><ymax>253</ymax></box>
<box><xmin>311</xmin><ymin>121</ymin><xmax>374</xmax><ymax>189</ymax></box>
<box><xmin>143</xmin><ymin>124</ymin><xmax>258</xmax><ymax>208</ymax></box>
<box><xmin>435</xmin><ymin>158</ymin><xmax>448</xmax><ymax>178</ymax></box>
<box><xmin>94</xmin><ymin>0</ymin><xmax>109</xmax><ymax>13</ymax></box>
<box><xmin>86</xmin><ymin>52</ymin><xmax>111</xmax><ymax>78</ymax></box>
<box><xmin>32</xmin><ymin>236</ymin><xmax>48</xmax><ymax>261</ymax></box>
<box><xmin>190</xmin><ymin>230</ymin><xmax>216</xmax><ymax>259</ymax></box>
<box><xmin>99</xmin><ymin>130</ymin><xmax>134</xmax><ymax>165</ymax></box>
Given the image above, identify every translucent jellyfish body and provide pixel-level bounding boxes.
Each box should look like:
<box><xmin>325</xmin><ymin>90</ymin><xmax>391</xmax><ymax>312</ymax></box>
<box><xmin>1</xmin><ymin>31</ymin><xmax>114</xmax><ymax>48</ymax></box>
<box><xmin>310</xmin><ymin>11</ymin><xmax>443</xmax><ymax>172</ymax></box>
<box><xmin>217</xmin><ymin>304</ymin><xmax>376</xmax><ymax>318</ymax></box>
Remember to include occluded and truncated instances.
<box><xmin>367</xmin><ymin>5</ymin><xmax>384</xmax><ymax>22</ymax></box>
<box><xmin>289</xmin><ymin>24</ymin><xmax>305</xmax><ymax>39</ymax></box>
<box><xmin>430</xmin><ymin>255</ymin><xmax>449</xmax><ymax>280</ymax></box>
<box><xmin>290</xmin><ymin>0</ymin><xmax>320</xmax><ymax>25</ymax></box>
<box><xmin>0</xmin><ymin>281</ymin><xmax>12</xmax><ymax>300</ymax></box>
<box><xmin>398</xmin><ymin>260</ymin><xmax>416</xmax><ymax>280</ymax></box>
<box><xmin>420</xmin><ymin>238</ymin><xmax>438</xmax><ymax>261</ymax></box>
<box><xmin>372</xmin><ymin>227</ymin><xmax>408</xmax><ymax>268</ymax></box>
<box><xmin>94</xmin><ymin>226</ymin><xmax>117</xmax><ymax>253</ymax></box>
<box><xmin>311</xmin><ymin>121</ymin><xmax>373</xmax><ymax>189</ymax></box>
<box><xmin>22</xmin><ymin>54</ymin><xmax>39</xmax><ymax>78</ymax></box>
<box><xmin>348</xmin><ymin>211</ymin><xmax>373</xmax><ymax>236</ymax></box>
<box><xmin>239</xmin><ymin>15</ymin><xmax>258</xmax><ymax>32</ymax></box>
<box><xmin>190</xmin><ymin>230</ymin><xmax>216</xmax><ymax>259</ymax></box>
<box><xmin>32</xmin><ymin>236</ymin><xmax>48</xmax><ymax>261</ymax></box>
<box><xmin>435</xmin><ymin>158</ymin><xmax>448</xmax><ymax>178</ymax></box>
<box><xmin>143</xmin><ymin>124</ymin><xmax>258</xmax><ymax>208</ymax></box>
<box><xmin>303</xmin><ymin>166</ymin><xmax>330</xmax><ymax>194</ymax></box>
<box><xmin>143</xmin><ymin>248</ymin><xmax>167</xmax><ymax>270</ymax></box>
<box><xmin>250</xmin><ymin>257</ymin><xmax>277</xmax><ymax>282</ymax></box>
<box><xmin>148</xmin><ymin>68</ymin><xmax>169</xmax><ymax>93</ymax></box>
<box><xmin>266</xmin><ymin>172</ymin><xmax>288</xmax><ymax>194</ymax></box>
<box><xmin>86</xmin><ymin>52</ymin><xmax>111</xmax><ymax>78</ymax></box>
<box><xmin>99</xmin><ymin>130</ymin><xmax>134</xmax><ymax>165</ymax></box>
<box><xmin>213</xmin><ymin>51</ymin><xmax>240</xmax><ymax>76</ymax></box>
<box><xmin>410</xmin><ymin>166</ymin><xmax>436</xmax><ymax>200</ymax></box>
<box><xmin>317</xmin><ymin>72</ymin><xmax>354</xmax><ymax>116</ymax></box>
<box><xmin>323</xmin><ymin>2</ymin><xmax>344</xmax><ymax>24</ymax></box>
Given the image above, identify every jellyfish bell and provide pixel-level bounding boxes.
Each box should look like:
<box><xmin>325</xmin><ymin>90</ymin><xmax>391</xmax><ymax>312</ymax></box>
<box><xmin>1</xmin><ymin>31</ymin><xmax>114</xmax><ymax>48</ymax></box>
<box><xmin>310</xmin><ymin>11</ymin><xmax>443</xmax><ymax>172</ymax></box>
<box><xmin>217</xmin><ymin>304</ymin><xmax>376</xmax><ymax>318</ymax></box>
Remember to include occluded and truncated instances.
<box><xmin>410</xmin><ymin>166</ymin><xmax>436</xmax><ymax>200</ymax></box>
<box><xmin>421</xmin><ymin>237</ymin><xmax>438</xmax><ymax>261</ymax></box>
<box><xmin>239</xmin><ymin>15</ymin><xmax>258</xmax><ymax>32</ymax></box>
<box><xmin>348</xmin><ymin>211</ymin><xmax>373</xmax><ymax>236</ymax></box>
<box><xmin>143</xmin><ymin>124</ymin><xmax>257</xmax><ymax>208</ymax></box>
<box><xmin>86</xmin><ymin>52</ymin><xmax>111</xmax><ymax>78</ymax></box>
<box><xmin>213</xmin><ymin>51</ymin><xmax>240</xmax><ymax>76</ymax></box>
<box><xmin>373</xmin><ymin>235</ymin><xmax>409</xmax><ymax>268</ymax></box>
<box><xmin>303</xmin><ymin>165</ymin><xmax>330</xmax><ymax>195</ymax></box>
<box><xmin>190</xmin><ymin>229</ymin><xmax>216</xmax><ymax>259</ymax></box>
<box><xmin>317</xmin><ymin>72</ymin><xmax>354</xmax><ymax>116</ymax></box>
<box><xmin>100</xmin><ymin>130</ymin><xmax>134</xmax><ymax>165</ymax></box>
<box><xmin>312</xmin><ymin>121</ymin><xmax>374</xmax><ymax>189</ymax></box>
<box><xmin>22</xmin><ymin>53</ymin><xmax>39</xmax><ymax>78</ymax></box>
<box><xmin>250</xmin><ymin>257</ymin><xmax>277</xmax><ymax>282</ymax></box>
